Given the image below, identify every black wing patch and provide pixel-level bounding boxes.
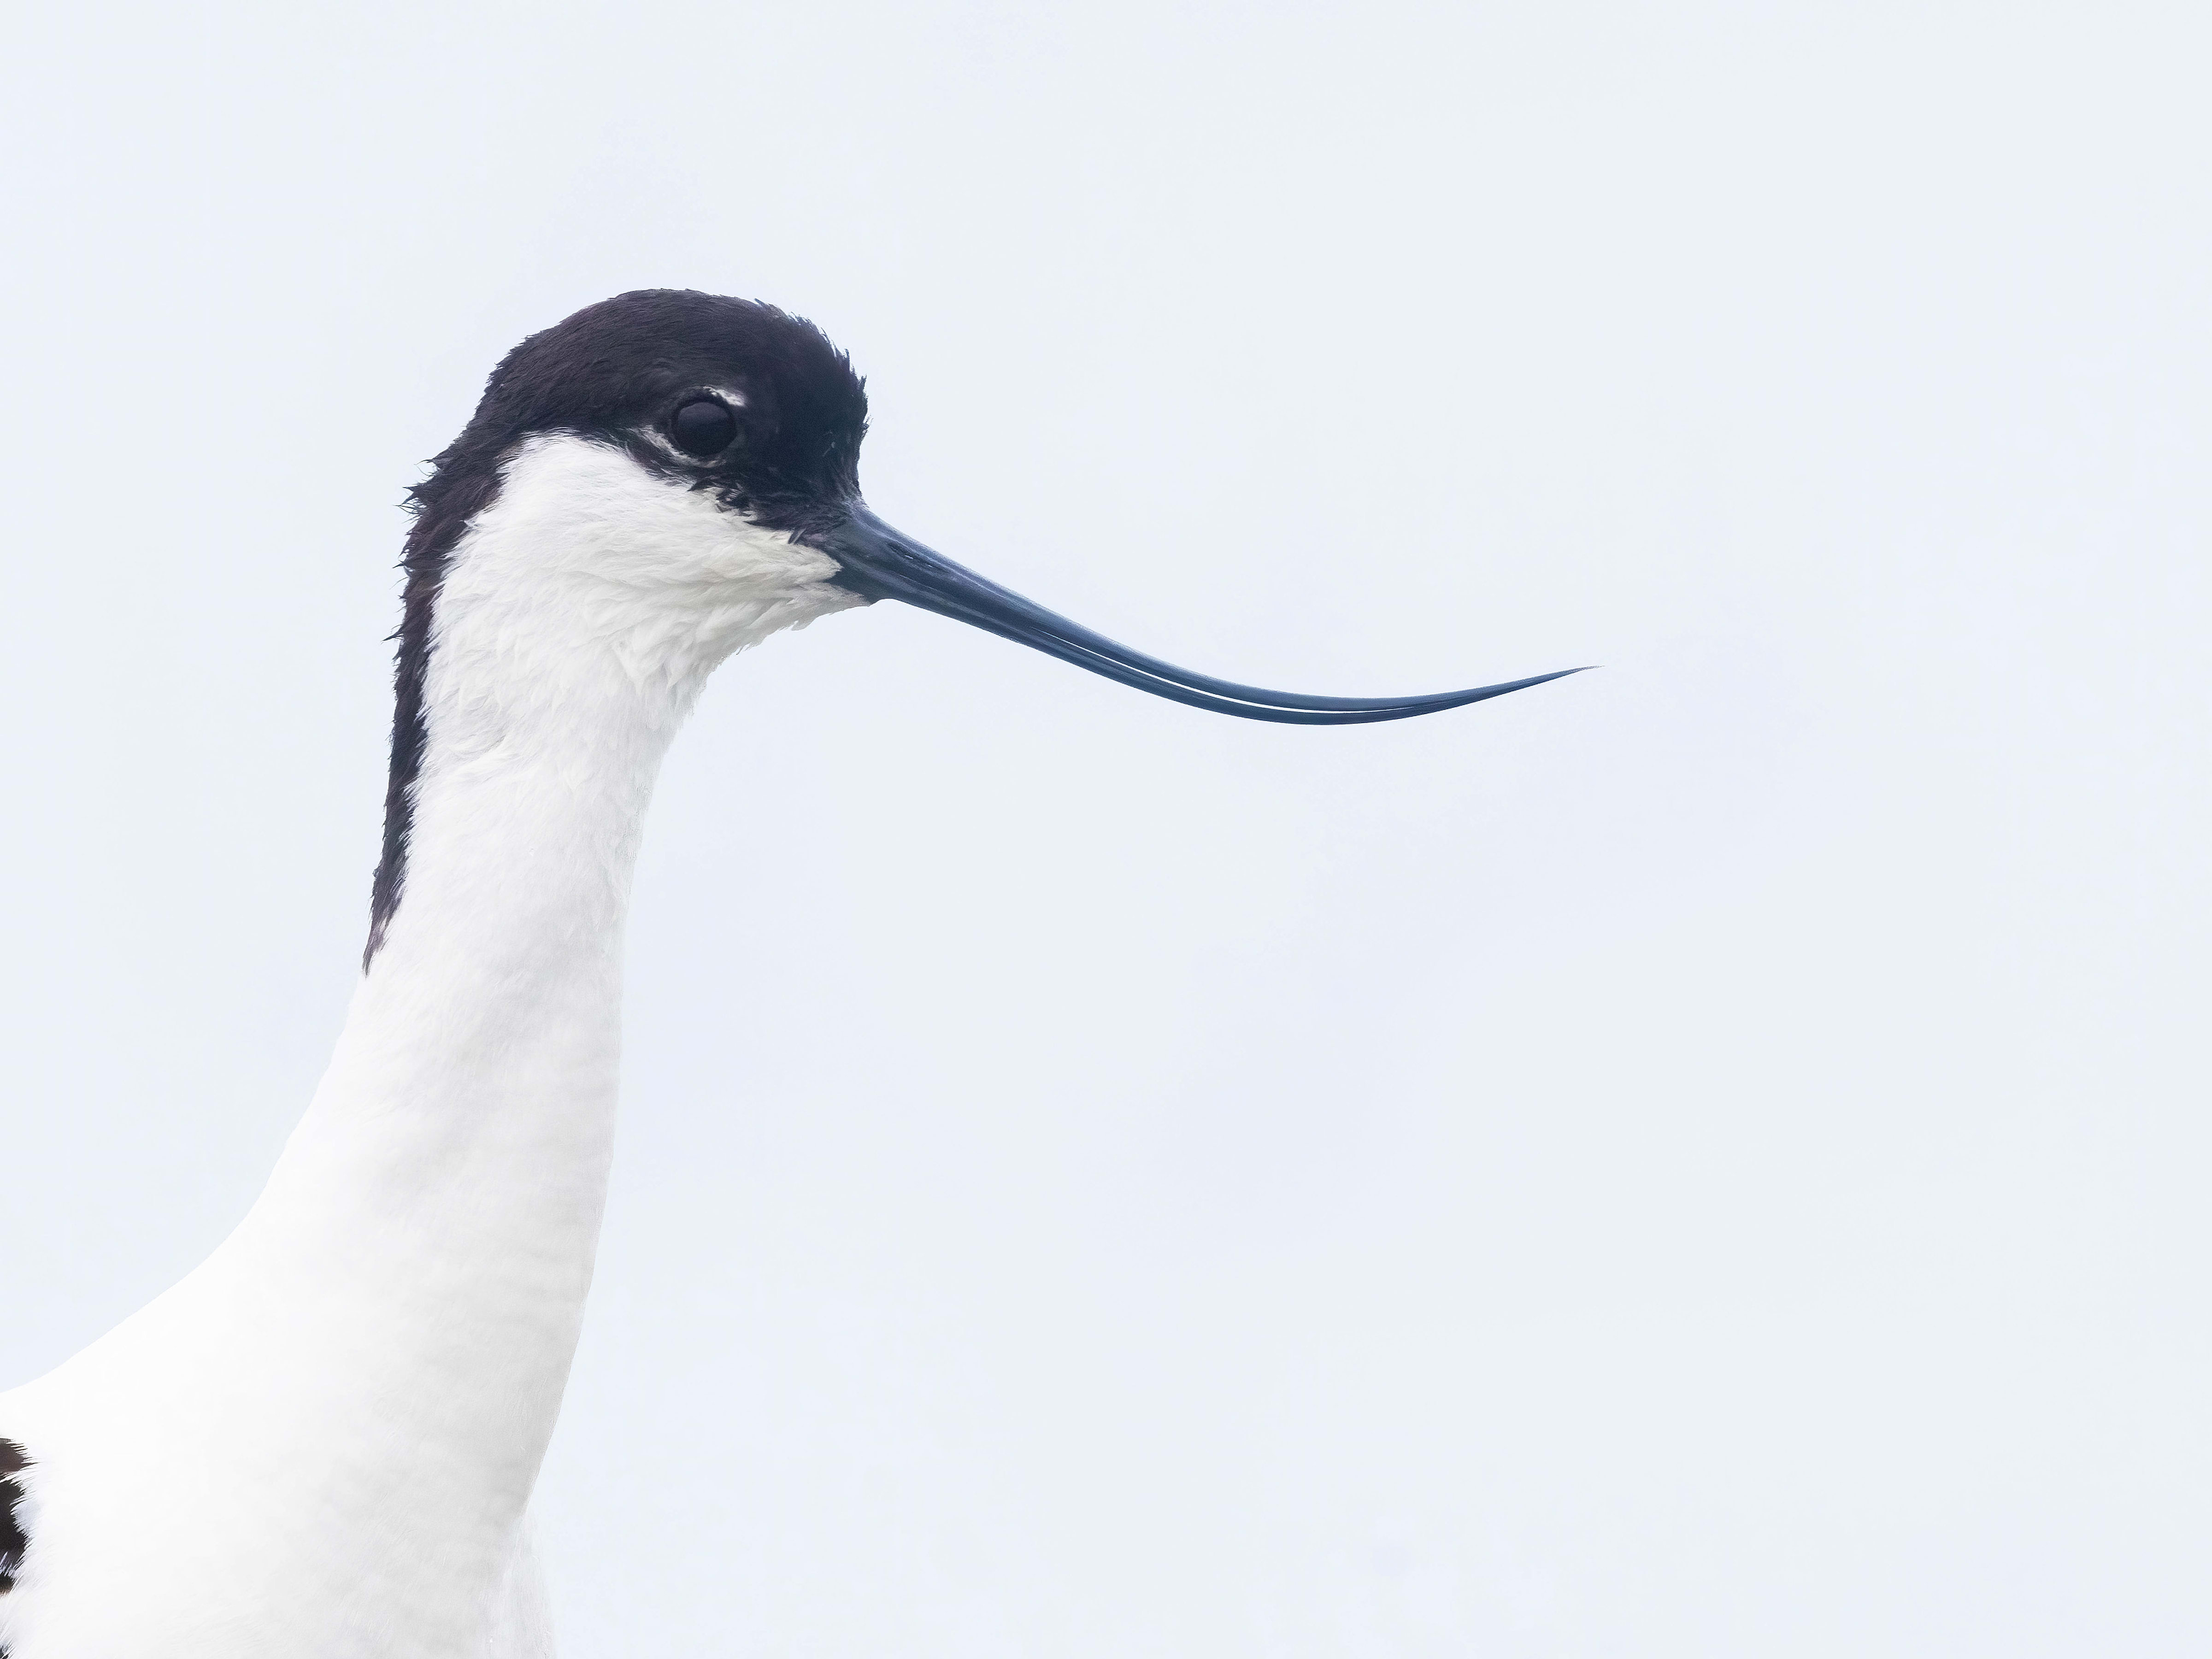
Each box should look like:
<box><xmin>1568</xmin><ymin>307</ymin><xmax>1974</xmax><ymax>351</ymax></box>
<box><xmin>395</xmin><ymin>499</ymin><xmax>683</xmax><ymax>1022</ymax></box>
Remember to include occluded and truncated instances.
<box><xmin>0</xmin><ymin>1437</ymin><xmax>27</xmax><ymax>1594</ymax></box>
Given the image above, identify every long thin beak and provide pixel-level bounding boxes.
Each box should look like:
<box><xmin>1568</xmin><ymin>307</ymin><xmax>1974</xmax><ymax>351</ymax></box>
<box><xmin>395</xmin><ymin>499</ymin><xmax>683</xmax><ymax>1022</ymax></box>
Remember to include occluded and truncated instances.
<box><xmin>812</xmin><ymin>506</ymin><xmax>1585</xmax><ymax>724</ymax></box>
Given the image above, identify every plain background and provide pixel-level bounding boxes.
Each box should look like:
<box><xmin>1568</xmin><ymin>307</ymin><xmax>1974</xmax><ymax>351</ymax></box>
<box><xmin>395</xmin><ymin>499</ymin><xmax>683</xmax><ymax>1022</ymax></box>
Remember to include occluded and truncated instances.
<box><xmin>1</xmin><ymin>3</ymin><xmax>2203</xmax><ymax>1653</ymax></box>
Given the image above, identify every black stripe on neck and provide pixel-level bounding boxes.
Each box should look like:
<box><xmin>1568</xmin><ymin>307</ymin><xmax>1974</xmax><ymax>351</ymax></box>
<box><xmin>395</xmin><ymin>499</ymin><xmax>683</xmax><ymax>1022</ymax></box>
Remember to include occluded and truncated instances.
<box><xmin>364</xmin><ymin>463</ymin><xmax>504</xmax><ymax>969</ymax></box>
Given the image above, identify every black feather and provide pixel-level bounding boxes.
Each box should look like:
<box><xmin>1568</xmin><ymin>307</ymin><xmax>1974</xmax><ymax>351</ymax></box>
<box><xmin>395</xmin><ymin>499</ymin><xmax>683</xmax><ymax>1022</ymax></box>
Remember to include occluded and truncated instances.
<box><xmin>0</xmin><ymin>1437</ymin><xmax>31</xmax><ymax>1602</ymax></box>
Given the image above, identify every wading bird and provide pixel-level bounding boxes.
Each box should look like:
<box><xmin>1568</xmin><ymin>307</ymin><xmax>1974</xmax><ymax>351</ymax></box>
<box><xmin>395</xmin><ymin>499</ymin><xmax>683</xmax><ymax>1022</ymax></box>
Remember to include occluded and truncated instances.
<box><xmin>0</xmin><ymin>291</ymin><xmax>1577</xmax><ymax>1657</ymax></box>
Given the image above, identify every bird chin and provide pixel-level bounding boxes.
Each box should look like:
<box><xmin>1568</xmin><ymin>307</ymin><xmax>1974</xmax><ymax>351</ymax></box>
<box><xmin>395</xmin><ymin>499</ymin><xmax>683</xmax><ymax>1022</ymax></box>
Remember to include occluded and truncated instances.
<box><xmin>685</xmin><ymin>581</ymin><xmax>871</xmax><ymax>668</ymax></box>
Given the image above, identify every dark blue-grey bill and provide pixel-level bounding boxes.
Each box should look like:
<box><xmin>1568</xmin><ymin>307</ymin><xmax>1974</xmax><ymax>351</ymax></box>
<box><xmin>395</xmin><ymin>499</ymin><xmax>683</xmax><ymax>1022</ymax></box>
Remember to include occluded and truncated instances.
<box><xmin>814</xmin><ymin>505</ymin><xmax>1585</xmax><ymax>725</ymax></box>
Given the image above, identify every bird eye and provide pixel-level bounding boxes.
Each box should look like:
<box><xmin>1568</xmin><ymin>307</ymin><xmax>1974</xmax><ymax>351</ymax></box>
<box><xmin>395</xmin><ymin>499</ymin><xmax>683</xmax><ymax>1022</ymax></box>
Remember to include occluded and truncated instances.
<box><xmin>669</xmin><ymin>398</ymin><xmax>737</xmax><ymax>458</ymax></box>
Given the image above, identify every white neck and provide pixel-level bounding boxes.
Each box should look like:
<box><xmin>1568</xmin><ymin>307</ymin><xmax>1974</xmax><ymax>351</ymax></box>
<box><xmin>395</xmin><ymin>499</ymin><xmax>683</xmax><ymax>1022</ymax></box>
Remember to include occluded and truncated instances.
<box><xmin>11</xmin><ymin>435</ymin><xmax>861</xmax><ymax>1656</ymax></box>
<box><xmin>271</xmin><ymin>430</ymin><xmax>859</xmax><ymax>1467</ymax></box>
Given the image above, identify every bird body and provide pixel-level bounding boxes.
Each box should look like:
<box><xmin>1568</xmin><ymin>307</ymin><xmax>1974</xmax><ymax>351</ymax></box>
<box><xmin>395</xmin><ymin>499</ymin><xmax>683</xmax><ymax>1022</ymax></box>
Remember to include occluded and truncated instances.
<box><xmin>0</xmin><ymin>293</ymin><xmax>1574</xmax><ymax>1657</ymax></box>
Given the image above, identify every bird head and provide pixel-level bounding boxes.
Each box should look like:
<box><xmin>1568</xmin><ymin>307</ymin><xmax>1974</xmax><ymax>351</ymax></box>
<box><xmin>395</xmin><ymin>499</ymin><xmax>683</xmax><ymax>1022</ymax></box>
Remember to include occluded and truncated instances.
<box><xmin>404</xmin><ymin>288</ymin><xmax>1581</xmax><ymax>724</ymax></box>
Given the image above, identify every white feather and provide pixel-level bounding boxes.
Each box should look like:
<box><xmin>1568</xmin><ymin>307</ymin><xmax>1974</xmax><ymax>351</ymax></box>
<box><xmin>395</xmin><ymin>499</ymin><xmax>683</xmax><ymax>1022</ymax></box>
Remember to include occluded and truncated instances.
<box><xmin>0</xmin><ymin>435</ymin><xmax>862</xmax><ymax>1657</ymax></box>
